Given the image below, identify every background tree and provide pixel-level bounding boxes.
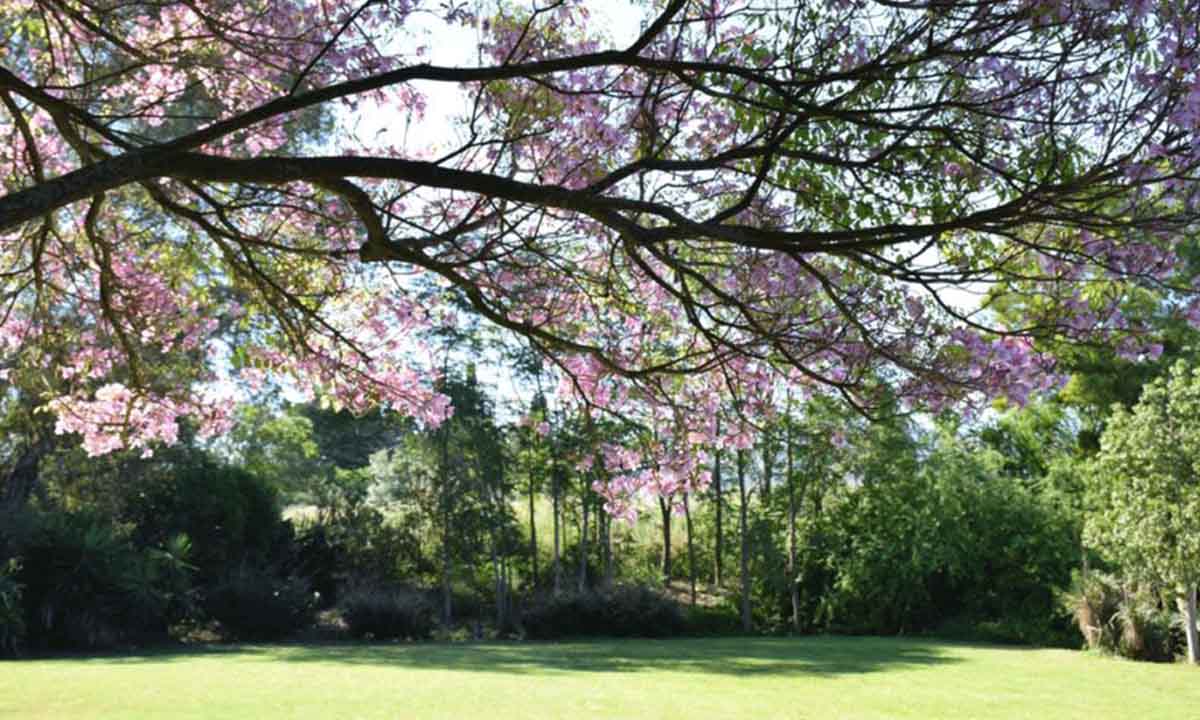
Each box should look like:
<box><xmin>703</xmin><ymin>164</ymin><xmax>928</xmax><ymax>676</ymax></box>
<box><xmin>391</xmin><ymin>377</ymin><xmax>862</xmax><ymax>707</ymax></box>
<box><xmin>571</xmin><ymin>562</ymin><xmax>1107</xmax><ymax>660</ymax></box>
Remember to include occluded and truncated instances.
<box><xmin>1086</xmin><ymin>361</ymin><xmax>1200</xmax><ymax>664</ymax></box>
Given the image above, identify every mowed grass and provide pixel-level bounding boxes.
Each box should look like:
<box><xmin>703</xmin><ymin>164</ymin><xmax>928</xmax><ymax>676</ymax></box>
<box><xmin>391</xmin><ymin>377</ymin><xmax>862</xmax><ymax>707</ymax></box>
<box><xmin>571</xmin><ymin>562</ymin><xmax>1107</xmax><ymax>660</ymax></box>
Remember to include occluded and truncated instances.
<box><xmin>2</xmin><ymin>636</ymin><xmax>1196</xmax><ymax>719</ymax></box>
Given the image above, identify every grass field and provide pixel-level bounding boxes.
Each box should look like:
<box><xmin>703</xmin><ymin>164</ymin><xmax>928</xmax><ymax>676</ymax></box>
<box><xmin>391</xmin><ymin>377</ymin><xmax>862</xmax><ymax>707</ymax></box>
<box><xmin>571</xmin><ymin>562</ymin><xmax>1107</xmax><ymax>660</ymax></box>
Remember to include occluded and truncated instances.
<box><xmin>2</xmin><ymin>636</ymin><xmax>1196</xmax><ymax>719</ymax></box>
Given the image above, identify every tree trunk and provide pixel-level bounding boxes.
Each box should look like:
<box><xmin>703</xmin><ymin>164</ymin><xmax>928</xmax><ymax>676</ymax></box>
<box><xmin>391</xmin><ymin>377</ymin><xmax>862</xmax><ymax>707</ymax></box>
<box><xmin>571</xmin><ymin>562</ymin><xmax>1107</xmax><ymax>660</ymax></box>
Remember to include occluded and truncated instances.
<box><xmin>493</xmin><ymin>473</ymin><xmax>508</xmax><ymax>631</ymax></box>
<box><xmin>761</xmin><ymin>431</ymin><xmax>773</xmax><ymax>500</ymax></box>
<box><xmin>491</xmin><ymin>532</ymin><xmax>504</xmax><ymax>629</ymax></box>
<box><xmin>684</xmin><ymin>492</ymin><xmax>697</xmax><ymax>607</ymax></box>
<box><xmin>500</xmin><ymin>557</ymin><xmax>510</xmax><ymax>631</ymax></box>
<box><xmin>786</xmin><ymin>401</ymin><xmax>800</xmax><ymax>632</ymax></box>
<box><xmin>659</xmin><ymin>495</ymin><xmax>672</xmax><ymax>582</ymax></box>
<box><xmin>577</xmin><ymin>487</ymin><xmax>589</xmax><ymax>593</ymax></box>
<box><xmin>713</xmin><ymin>442</ymin><xmax>724</xmax><ymax>587</ymax></box>
<box><xmin>552</xmin><ymin>466</ymin><xmax>562</xmax><ymax>594</ymax></box>
<box><xmin>441</xmin><ymin>520</ymin><xmax>453</xmax><ymax>626</ymax></box>
<box><xmin>528</xmin><ymin>472</ymin><xmax>538</xmax><ymax>590</ymax></box>
<box><xmin>439</xmin><ymin>420</ymin><xmax>453</xmax><ymax>626</ymax></box>
<box><xmin>603</xmin><ymin>506</ymin><xmax>614</xmax><ymax>587</ymax></box>
<box><xmin>737</xmin><ymin>447</ymin><xmax>752</xmax><ymax>633</ymax></box>
<box><xmin>1179</xmin><ymin>586</ymin><xmax>1200</xmax><ymax>664</ymax></box>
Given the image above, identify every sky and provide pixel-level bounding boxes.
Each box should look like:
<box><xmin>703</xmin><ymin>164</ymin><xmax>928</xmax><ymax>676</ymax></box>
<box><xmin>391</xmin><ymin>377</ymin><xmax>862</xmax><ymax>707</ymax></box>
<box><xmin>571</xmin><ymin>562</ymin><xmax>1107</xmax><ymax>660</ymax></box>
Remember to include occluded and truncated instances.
<box><xmin>354</xmin><ymin>0</ymin><xmax>646</xmax><ymax>153</ymax></box>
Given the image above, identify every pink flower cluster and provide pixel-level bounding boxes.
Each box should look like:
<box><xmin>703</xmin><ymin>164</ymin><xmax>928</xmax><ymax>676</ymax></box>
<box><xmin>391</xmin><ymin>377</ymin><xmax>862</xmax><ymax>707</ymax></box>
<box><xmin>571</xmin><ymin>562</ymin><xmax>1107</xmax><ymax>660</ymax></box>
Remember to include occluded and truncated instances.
<box><xmin>46</xmin><ymin>384</ymin><xmax>233</xmax><ymax>458</ymax></box>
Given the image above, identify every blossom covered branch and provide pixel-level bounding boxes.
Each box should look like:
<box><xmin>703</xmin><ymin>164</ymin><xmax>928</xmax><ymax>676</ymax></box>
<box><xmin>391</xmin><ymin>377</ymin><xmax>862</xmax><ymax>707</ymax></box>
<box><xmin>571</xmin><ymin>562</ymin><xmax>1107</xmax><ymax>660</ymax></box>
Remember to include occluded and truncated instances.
<box><xmin>0</xmin><ymin>0</ymin><xmax>1198</xmax><ymax>484</ymax></box>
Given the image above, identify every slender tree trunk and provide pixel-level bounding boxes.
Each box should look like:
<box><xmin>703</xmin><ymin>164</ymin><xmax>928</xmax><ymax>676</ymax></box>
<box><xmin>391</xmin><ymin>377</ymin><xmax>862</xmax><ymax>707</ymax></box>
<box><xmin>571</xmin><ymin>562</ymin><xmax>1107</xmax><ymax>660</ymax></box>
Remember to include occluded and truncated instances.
<box><xmin>593</xmin><ymin>495</ymin><xmax>602</xmax><ymax>572</ymax></box>
<box><xmin>552</xmin><ymin>467</ymin><xmax>562</xmax><ymax>594</ymax></box>
<box><xmin>1179</xmin><ymin>586</ymin><xmax>1200</xmax><ymax>664</ymax></box>
<box><xmin>441</xmin><ymin>519</ymin><xmax>453</xmax><ymax>625</ymax></box>
<box><xmin>659</xmin><ymin>495</ymin><xmax>672</xmax><ymax>582</ymax></box>
<box><xmin>785</xmin><ymin>397</ymin><xmax>800</xmax><ymax>632</ymax></box>
<box><xmin>713</xmin><ymin>441</ymin><xmax>724</xmax><ymax>587</ymax></box>
<box><xmin>577</xmin><ymin>487</ymin><xmax>589</xmax><ymax>593</ymax></box>
<box><xmin>591</xmin><ymin>495</ymin><xmax>598</xmax><ymax>545</ymax></box>
<box><xmin>528</xmin><ymin>473</ymin><xmax>538</xmax><ymax>590</ymax></box>
<box><xmin>439</xmin><ymin>421</ymin><xmax>453</xmax><ymax>626</ymax></box>
<box><xmin>491</xmin><ymin>531</ymin><xmax>503</xmax><ymax>629</ymax></box>
<box><xmin>684</xmin><ymin>492</ymin><xmax>697</xmax><ymax>607</ymax></box>
<box><xmin>603</xmin><ymin>506</ymin><xmax>614</xmax><ymax>587</ymax></box>
<box><xmin>761</xmin><ymin>431</ymin><xmax>773</xmax><ymax>500</ymax></box>
<box><xmin>502</xmin><ymin>558</ymin><xmax>511</xmax><ymax>630</ymax></box>
<box><xmin>737</xmin><ymin>447</ymin><xmax>752</xmax><ymax>633</ymax></box>
<box><xmin>491</xmin><ymin>466</ymin><xmax>507</xmax><ymax>630</ymax></box>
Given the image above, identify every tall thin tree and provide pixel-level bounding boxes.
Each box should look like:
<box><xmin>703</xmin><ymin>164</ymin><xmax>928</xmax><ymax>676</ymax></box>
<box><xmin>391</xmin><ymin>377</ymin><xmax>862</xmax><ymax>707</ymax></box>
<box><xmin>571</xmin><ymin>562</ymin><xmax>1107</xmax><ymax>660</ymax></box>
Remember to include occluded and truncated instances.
<box><xmin>737</xmin><ymin>446</ymin><xmax>752</xmax><ymax>633</ymax></box>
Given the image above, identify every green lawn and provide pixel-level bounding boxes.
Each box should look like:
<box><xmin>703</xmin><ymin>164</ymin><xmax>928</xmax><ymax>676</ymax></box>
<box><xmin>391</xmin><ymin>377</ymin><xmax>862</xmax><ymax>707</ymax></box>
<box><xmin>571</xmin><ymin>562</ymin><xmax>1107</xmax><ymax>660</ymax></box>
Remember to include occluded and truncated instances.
<box><xmin>1</xmin><ymin>636</ymin><xmax>1195</xmax><ymax>719</ymax></box>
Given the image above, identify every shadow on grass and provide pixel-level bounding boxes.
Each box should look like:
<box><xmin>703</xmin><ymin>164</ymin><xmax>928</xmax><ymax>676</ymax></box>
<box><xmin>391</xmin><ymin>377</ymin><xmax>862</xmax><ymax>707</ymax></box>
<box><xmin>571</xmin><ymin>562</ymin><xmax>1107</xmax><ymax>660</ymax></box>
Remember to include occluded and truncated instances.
<box><xmin>19</xmin><ymin>635</ymin><xmax>977</xmax><ymax>679</ymax></box>
<box><xmin>8</xmin><ymin>643</ymin><xmax>250</xmax><ymax>665</ymax></box>
<box><xmin>38</xmin><ymin>636</ymin><xmax>965</xmax><ymax>677</ymax></box>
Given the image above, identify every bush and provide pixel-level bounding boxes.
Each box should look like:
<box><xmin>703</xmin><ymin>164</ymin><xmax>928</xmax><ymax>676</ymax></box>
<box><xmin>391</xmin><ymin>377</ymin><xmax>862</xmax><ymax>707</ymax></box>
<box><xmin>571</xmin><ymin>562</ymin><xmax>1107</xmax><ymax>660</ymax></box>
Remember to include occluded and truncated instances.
<box><xmin>16</xmin><ymin>511</ymin><xmax>184</xmax><ymax>650</ymax></box>
<box><xmin>1065</xmin><ymin>570</ymin><xmax>1120</xmax><ymax>652</ymax></box>
<box><xmin>340</xmin><ymin>586</ymin><xmax>434</xmax><ymax>640</ymax></box>
<box><xmin>123</xmin><ymin>461</ymin><xmax>290</xmax><ymax>586</ymax></box>
<box><xmin>521</xmin><ymin>584</ymin><xmax>685</xmax><ymax>640</ymax></box>
<box><xmin>682</xmin><ymin>604</ymin><xmax>742</xmax><ymax>636</ymax></box>
<box><xmin>291</xmin><ymin>510</ymin><xmax>431</xmax><ymax>607</ymax></box>
<box><xmin>205</xmin><ymin>566</ymin><xmax>316</xmax><ymax>640</ymax></box>
<box><xmin>1062</xmin><ymin>571</ymin><xmax>1181</xmax><ymax>662</ymax></box>
<box><xmin>787</xmin><ymin>451</ymin><xmax>1077</xmax><ymax>642</ymax></box>
<box><xmin>0</xmin><ymin>559</ymin><xmax>24</xmax><ymax>656</ymax></box>
<box><xmin>1117</xmin><ymin>604</ymin><xmax>1176</xmax><ymax>663</ymax></box>
<box><xmin>936</xmin><ymin>612</ymin><xmax>1076</xmax><ymax>648</ymax></box>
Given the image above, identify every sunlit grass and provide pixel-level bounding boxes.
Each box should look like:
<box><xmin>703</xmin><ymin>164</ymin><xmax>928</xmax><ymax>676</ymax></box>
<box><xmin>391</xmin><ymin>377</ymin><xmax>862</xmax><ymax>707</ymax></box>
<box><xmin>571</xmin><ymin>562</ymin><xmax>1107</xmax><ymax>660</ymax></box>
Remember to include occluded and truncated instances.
<box><xmin>3</xmin><ymin>636</ymin><xmax>1197</xmax><ymax>719</ymax></box>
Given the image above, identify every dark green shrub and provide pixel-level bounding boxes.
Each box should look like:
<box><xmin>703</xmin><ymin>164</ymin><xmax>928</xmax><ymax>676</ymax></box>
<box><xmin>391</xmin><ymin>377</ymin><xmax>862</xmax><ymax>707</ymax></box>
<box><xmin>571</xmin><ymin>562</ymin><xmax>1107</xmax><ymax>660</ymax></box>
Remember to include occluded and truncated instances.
<box><xmin>682</xmin><ymin>604</ymin><xmax>742</xmax><ymax>636</ymax></box>
<box><xmin>937</xmin><ymin>613</ymin><xmax>1076</xmax><ymax>648</ymax></box>
<box><xmin>521</xmin><ymin>584</ymin><xmax>684</xmax><ymax>639</ymax></box>
<box><xmin>16</xmin><ymin>511</ymin><xmax>183</xmax><ymax>650</ymax></box>
<box><xmin>205</xmin><ymin>566</ymin><xmax>316</xmax><ymax>640</ymax></box>
<box><xmin>340</xmin><ymin>586</ymin><xmax>434</xmax><ymax>640</ymax></box>
<box><xmin>291</xmin><ymin>510</ymin><xmax>431</xmax><ymax>606</ymax></box>
<box><xmin>123</xmin><ymin>461</ymin><xmax>289</xmax><ymax>586</ymax></box>
<box><xmin>605</xmin><ymin>584</ymin><xmax>686</xmax><ymax>636</ymax></box>
<box><xmin>0</xmin><ymin>559</ymin><xmax>24</xmax><ymax>656</ymax></box>
<box><xmin>291</xmin><ymin>524</ymin><xmax>342</xmax><ymax>608</ymax></box>
<box><xmin>521</xmin><ymin>590</ymin><xmax>598</xmax><ymax>639</ymax></box>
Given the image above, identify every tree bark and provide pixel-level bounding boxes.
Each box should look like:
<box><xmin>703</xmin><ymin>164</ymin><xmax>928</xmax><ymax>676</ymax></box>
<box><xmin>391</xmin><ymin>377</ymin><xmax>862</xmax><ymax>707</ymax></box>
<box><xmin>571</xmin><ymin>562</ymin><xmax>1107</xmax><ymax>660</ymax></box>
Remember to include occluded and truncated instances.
<box><xmin>441</xmin><ymin>518</ymin><xmax>453</xmax><ymax>626</ymax></box>
<box><xmin>761</xmin><ymin>431</ymin><xmax>773</xmax><ymax>500</ymax></box>
<box><xmin>659</xmin><ymin>495</ymin><xmax>672</xmax><ymax>582</ymax></box>
<box><xmin>684</xmin><ymin>492</ymin><xmax>697</xmax><ymax>607</ymax></box>
<box><xmin>491</xmin><ymin>532</ymin><xmax>504</xmax><ymax>629</ymax></box>
<box><xmin>439</xmin><ymin>418</ymin><xmax>453</xmax><ymax>626</ymax></box>
<box><xmin>528</xmin><ymin>471</ymin><xmax>538</xmax><ymax>590</ymax></box>
<box><xmin>552</xmin><ymin>464</ymin><xmax>562</xmax><ymax>594</ymax></box>
<box><xmin>489</xmin><ymin>459</ymin><xmax>508</xmax><ymax>631</ymax></box>
<box><xmin>603</xmin><ymin>506</ymin><xmax>614</xmax><ymax>587</ymax></box>
<box><xmin>577</xmin><ymin>486</ymin><xmax>589</xmax><ymax>593</ymax></box>
<box><xmin>713</xmin><ymin>439</ymin><xmax>724</xmax><ymax>588</ymax></box>
<box><xmin>500</xmin><ymin>557</ymin><xmax>510</xmax><ymax>631</ymax></box>
<box><xmin>786</xmin><ymin>399</ymin><xmax>800</xmax><ymax>632</ymax></box>
<box><xmin>737</xmin><ymin>447</ymin><xmax>752</xmax><ymax>633</ymax></box>
<box><xmin>1179</xmin><ymin>586</ymin><xmax>1199</xmax><ymax>664</ymax></box>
